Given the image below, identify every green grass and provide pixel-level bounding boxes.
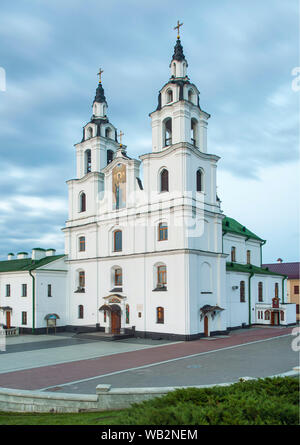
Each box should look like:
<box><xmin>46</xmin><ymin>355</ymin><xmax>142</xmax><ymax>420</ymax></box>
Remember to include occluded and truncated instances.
<box><xmin>0</xmin><ymin>377</ymin><xmax>299</xmax><ymax>425</ymax></box>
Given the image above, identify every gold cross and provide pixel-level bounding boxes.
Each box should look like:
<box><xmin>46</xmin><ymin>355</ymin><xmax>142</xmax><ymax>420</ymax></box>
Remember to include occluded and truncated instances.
<box><xmin>118</xmin><ymin>130</ymin><xmax>124</xmax><ymax>146</ymax></box>
<box><xmin>97</xmin><ymin>68</ymin><xmax>104</xmax><ymax>83</ymax></box>
<box><xmin>174</xmin><ymin>20</ymin><xmax>183</xmax><ymax>39</ymax></box>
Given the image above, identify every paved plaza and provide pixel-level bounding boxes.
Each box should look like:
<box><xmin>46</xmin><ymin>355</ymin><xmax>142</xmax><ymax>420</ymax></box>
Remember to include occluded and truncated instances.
<box><xmin>0</xmin><ymin>326</ymin><xmax>298</xmax><ymax>394</ymax></box>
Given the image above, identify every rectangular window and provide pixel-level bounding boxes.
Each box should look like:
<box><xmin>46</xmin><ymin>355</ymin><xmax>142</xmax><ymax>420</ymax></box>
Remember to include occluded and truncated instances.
<box><xmin>115</xmin><ymin>268</ymin><xmax>122</xmax><ymax>286</ymax></box>
<box><xmin>157</xmin><ymin>307</ymin><xmax>164</xmax><ymax>324</ymax></box>
<box><xmin>247</xmin><ymin>250</ymin><xmax>251</xmax><ymax>265</ymax></box>
<box><xmin>158</xmin><ymin>223</ymin><xmax>168</xmax><ymax>241</ymax></box>
<box><xmin>258</xmin><ymin>282</ymin><xmax>263</xmax><ymax>302</ymax></box>
<box><xmin>231</xmin><ymin>247</ymin><xmax>236</xmax><ymax>262</ymax></box>
<box><xmin>79</xmin><ymin>236</ymin><xmax>86</xmax><ymax>252</ymax></box>
<box><xmin>157</xmin><ymin>266</ymin><xmax>167</xmax><ymax>287</ymax></box>
<box><xmin>275</xmin><ymin>283</ymin><xmax>279</xmax><ymax>298</ymax></box>
<box><xmin>114</xmin><ymin>230</ymin><xmax>122</xmax><ymax>252</ymax></box>
<box><xmin>22</xmin><ymin>284</ymin><xmax>27</xmax><ymax>297</ymax></box>
<box><xmin>294</xmin><ymin>285</ymin><xmax>299</xmax><ymax>295</ymax></box>
<box><xmin>240</xmin><ymin>281</ymin><xmax>245</xmax><ymax>302</ymax></box>
<box><xmin>79</xmin><ymin>271</ymin><xmax>85</xmax><ymax>288</ymax></box>
<box><xmin>6</xmin><ymin>284</ymin><xmax>10</xmax><ymax>297</ymax></box>
<box><xmin>22</xmin><ymin>312</ymin><xmax>27</xmax><ymax>325</ymax></box>
<box><xmin>296</xmin><ymin>304</ymin><xmax>299</xmax><ymax>315</ymax></box>
<box><xmin>48</xmin><ymin>284</ymin><xmax>52</xmax><ymax>297</ymax></box>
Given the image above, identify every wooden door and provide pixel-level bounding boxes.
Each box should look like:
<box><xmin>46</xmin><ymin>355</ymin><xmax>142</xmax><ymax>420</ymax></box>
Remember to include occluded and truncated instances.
<box><xmin>111</xmin><ymin>311</ymin><xmax>121</xmax><ymax>334</ymax></box>
<box><xmin>204</xmin><ymin>316</ymin><xmax>209</xmax><ymax>337</ymax></box>
<box><xmin>6</xmin><ymin>311</ymin><xmax>11</xmax><ymax>329</ymax></box>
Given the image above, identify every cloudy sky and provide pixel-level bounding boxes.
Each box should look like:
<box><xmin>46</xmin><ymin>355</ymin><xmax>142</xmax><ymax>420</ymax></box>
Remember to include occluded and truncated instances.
<box><xmin>0</xmin><ymin>0</ymin><xmax>299</xmax><ymax>263</ymax></box>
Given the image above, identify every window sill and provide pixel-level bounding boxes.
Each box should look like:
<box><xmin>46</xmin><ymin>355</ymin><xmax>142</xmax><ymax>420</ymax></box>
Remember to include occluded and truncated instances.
<box><xmin>110</xmin><ymin>288</ymin><xmax>123</xmax><ymax>293</ymax></box>
<box><xmin>201</xmin><ymin>292</ymin><xmax>212</xmax><ymax>294</ymax></box>
<box><xmin>153</xmin><ymin>286</ymin><xmax>167</xmax><ymax>292</ymax></box>
<box><xmin>74</xmin><ymin>288</ymin><xmax>85</xmax><ymax>293</ymax></box>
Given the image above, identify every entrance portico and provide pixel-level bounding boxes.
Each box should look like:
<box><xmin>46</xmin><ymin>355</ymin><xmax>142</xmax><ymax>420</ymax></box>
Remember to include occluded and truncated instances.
<box><xmin>99</xmin><ymin>294</ymin><xmax>127</xmax><ymax>335</ymax></box>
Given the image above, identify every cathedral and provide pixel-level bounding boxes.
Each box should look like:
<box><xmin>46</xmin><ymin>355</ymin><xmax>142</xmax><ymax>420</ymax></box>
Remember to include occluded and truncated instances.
<box><xmin>0</xmin><ymin>31</ymin><xmax>296</xmax><ymax>339</ymax></box>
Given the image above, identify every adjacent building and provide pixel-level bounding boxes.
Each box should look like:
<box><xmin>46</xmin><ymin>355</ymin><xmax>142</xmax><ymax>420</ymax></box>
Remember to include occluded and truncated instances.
<box><xmin>262</xmin><ymin>260</ymin><xmax>300</xmax><ymax>321</ymax></box>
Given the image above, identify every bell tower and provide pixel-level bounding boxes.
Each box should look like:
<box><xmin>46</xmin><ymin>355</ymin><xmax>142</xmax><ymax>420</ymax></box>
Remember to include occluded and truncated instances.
<box><xmin>74</xmin><ymin>70</ymin><xmax>120</xmax><ymax>179</ymax></box>
<box><xmin>150</xmin><ymin>25</ymin><xmax>210</xmax><ymax>153</ymax></box>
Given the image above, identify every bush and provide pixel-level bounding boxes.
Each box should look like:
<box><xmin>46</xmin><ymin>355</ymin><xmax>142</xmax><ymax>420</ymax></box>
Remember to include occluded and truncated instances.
<box><xmin>113</xmin><ymin>377</ymin><xmax>299</xmax><ymax>425</ymax></box>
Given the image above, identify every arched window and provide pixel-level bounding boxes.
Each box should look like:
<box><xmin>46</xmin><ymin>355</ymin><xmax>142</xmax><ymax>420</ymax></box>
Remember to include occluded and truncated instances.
<box><xmin>126</xmin><ymin>304</ymin><xmax>130</xmax><ymax>324</ymax></box>
<box><xmin>163</xmin><ymin>118</ymin><xmax>172</xmax><ymax>147</ymax></box>
<box><xmin>160</xmin><ymin>169</ymin><xmax>169</xmax><ymax>192</ymax></box>
<box><xmin>188</xmin><ymin>89</ymin><xmax>194</xmax><ymax>102</ymax></box>
<box><xmin>231</xmin><ymin>246</ymin><xmax>236</xmax><ymax>262</ymax></box>
<box><xmin>80</xmin><ymin>192</ymin><xmax>86</xmax><ymax>212</ymax></box>
<box><xmin>78</xmin><ymin>271</ymin><xmax>85</xmax><ymax>289</ymax></box>
<box><xmin>258</xmin><ymin>282</ymin><xmax>263</xmax><ymax>302</ymax></box>
<box><xmin>78</xmin><ymin>305</ymin><xmax>84</xmax><ymax>319</ymax></box>
<box><xmin>247</xmin><ymin>250</ymin><xmax>251</xmax><ymax>265</ymax></box>
<box><xmin>79</xmin><ymin>236</ymin><xmax>85</xmax><ymax>252</ymax></box>
<box><xmin>173</xmin><ymin>62</ymin><xmax>176</xmax><ymax>77</ymax></box>
<box><xmin>240</xmin><ymin>281</ymin><xmax>245</xmax><ymax>302</ymax></box>
<box><xmin>107</xmin><ymin>149</ymin><xmax>114</xmax><ymax>165</ymax></box>
<box><xmin>157</xmin><ymin>265</ymin><xmax>167</xmax><ymax>288</ymax></box>
<box><xmin>196</xmin><ymin>169</ymin><xmax>203</xmax><ymax>192</ymax></box>
<box><xmin>191</xmin><ymin>118</ymin><xmax>198</xmax><ymax>146</ymax></box>
<box><xmin>158</xmin><ymin>222</ymin><xmax>168</xmax><ymax>241</ymax></box>
<box><xmin>85</xmin><ymin>149</ymin><xmax>91</xmax><ymax>173</ymax></box>
<box><xmin>114</xmin><ymin>267</ymin><xmax>122</xmax><ymax>286</ymax></box>
<box><xmin>86</xmin><ymin>127</ymin><xmax>93</xmax><ymax>139</ymax></box>
<box><xmin>157</xmin><ymin>307</ymin><xmax>164</xmax><ymax>324</ymax></box>
<box><xmin>265</xmin><ymin>310</ymin><xmax>270</xmax><ymax>321</ymax></box>
<box><xmin>166</xmin><ymin>89</ymin><xmax>173</xmax><ymax>103</ymax></box>
<box><xmin>113</xmin><ymin>230</ymin><xmax>122</xmax><ymax>252</ymax></box>
<box><xmin>275</xmin><ymin>283</ymin><xmax>279</xmax><ymax>298</ymax></box>
<box><xmin>105</xmin><ymin>127</ymin><xmax>112</xmax><ymax>139</ymax></box>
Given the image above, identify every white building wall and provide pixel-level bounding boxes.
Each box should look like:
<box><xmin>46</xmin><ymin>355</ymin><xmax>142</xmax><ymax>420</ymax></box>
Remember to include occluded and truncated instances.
<box><xmin>0</xmin><ymin>272</ymin><xmax>33</xmax><ymax>329</ymax></box>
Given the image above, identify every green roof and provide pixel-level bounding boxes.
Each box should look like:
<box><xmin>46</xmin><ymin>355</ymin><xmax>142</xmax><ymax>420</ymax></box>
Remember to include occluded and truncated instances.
<box><xmin>226</xmin><ymin>262</ymin><xmax>287</xmax><ymax>277</ymax></box>
<box><xmin>0</xmin><ymin>255</ymin><xmax>66</xmax><ymax>273</ymax></box>
<box><xmin>222</xmin><ymin>216</ymin><xmax>265</xmax><ymax>242</ymax></box>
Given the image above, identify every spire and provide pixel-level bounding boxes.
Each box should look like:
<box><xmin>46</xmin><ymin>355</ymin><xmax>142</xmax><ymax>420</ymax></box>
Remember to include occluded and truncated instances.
<box><xmin>172</xmin><ymin>38</ymin><xmax>186</xmax><ymax>62</ymax></box>
<box><xmin>94</xmin><ymin>82</ymin><xmax>106</xmax><ymax>104</ymax></box>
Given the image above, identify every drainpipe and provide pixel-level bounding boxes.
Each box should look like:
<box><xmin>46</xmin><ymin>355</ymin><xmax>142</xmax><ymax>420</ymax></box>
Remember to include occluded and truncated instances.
<box><xmin>222</xmin><ymin>230</ymin><xmax>227</xmax><ymax>253</ymax></box>
<box><xmin>29</xmin><ymin>270</ymin><xmax>35</xmax><ymax>334</ymax></box>
<box><xmin>248</xmin><ymin>272</ymin><xmax>254</xmax><ymax>326</ymax></box>
<box><xmin>260</xmin><ymin>240</ymin><xmax>266</xmax><ymax>266</ymax></box>
<box><xmin>282</xmin><ymin>276</ymin><xmax>287</xmax><ymax>304</ymax></box>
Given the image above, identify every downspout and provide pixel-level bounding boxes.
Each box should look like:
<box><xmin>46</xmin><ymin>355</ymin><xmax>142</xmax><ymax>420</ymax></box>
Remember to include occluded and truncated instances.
<box><xmin>260</xmin><ymin>240</ymin><xmax>266</xmax><ymax>266</ymax></box>
<box><xmin>248</xmin><ymin>272</ymin><xmax>254</xmax><ymax>326</ymax></box>
<box><xmin>29</xmin><ymin>270</ymin><xmax>35</xmax><ymax>334</ymax></box>
<box><xmin>222</xmin><ymin>230</ymin><xmax>227</xmax><ymax>253</ymax></box>
<box><xmin>282</xmin><ymin>276</ymin><xmax>287</xmax><ymax>304</ymax></box>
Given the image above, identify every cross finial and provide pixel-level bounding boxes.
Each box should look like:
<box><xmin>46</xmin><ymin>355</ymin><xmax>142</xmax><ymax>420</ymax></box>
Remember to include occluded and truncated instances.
<box><xmin>118</xmin><ymin>130</ymin><xmax>124</xmax><ymax>146</ymax></box>
<box><xmin>174</xmin><ymin>20</ymin><xmax>183</xmax><ymax>39</ymax></box>
<box><xmin>97</xmin><ymin>68</ymin><xmax>104</xmax><ymax>83</ymax></box>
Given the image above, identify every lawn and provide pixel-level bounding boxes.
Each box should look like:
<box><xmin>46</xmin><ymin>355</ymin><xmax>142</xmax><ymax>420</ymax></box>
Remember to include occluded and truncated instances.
<box><xmin>0</xmin><ymin>377</ymin><xmax>299</xmax><ymax>425</ymax></box>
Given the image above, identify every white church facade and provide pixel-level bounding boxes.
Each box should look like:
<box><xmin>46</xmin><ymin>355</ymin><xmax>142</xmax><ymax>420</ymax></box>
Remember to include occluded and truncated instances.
<box><xmin>0</xmin><ymin>35</ymin><xmax>296</xmax><ymax>338</ymax></box>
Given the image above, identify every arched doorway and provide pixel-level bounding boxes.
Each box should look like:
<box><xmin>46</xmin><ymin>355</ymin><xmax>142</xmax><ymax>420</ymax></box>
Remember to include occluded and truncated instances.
<box><xmin>204</xmin><ymin>316</ymin><xmax>209</xmax><ymax>337</ymax></box>
<box><xmin>99</xmin><ymin>304</ymin><xmax>121</xmax><ymax>335</ymax></box>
